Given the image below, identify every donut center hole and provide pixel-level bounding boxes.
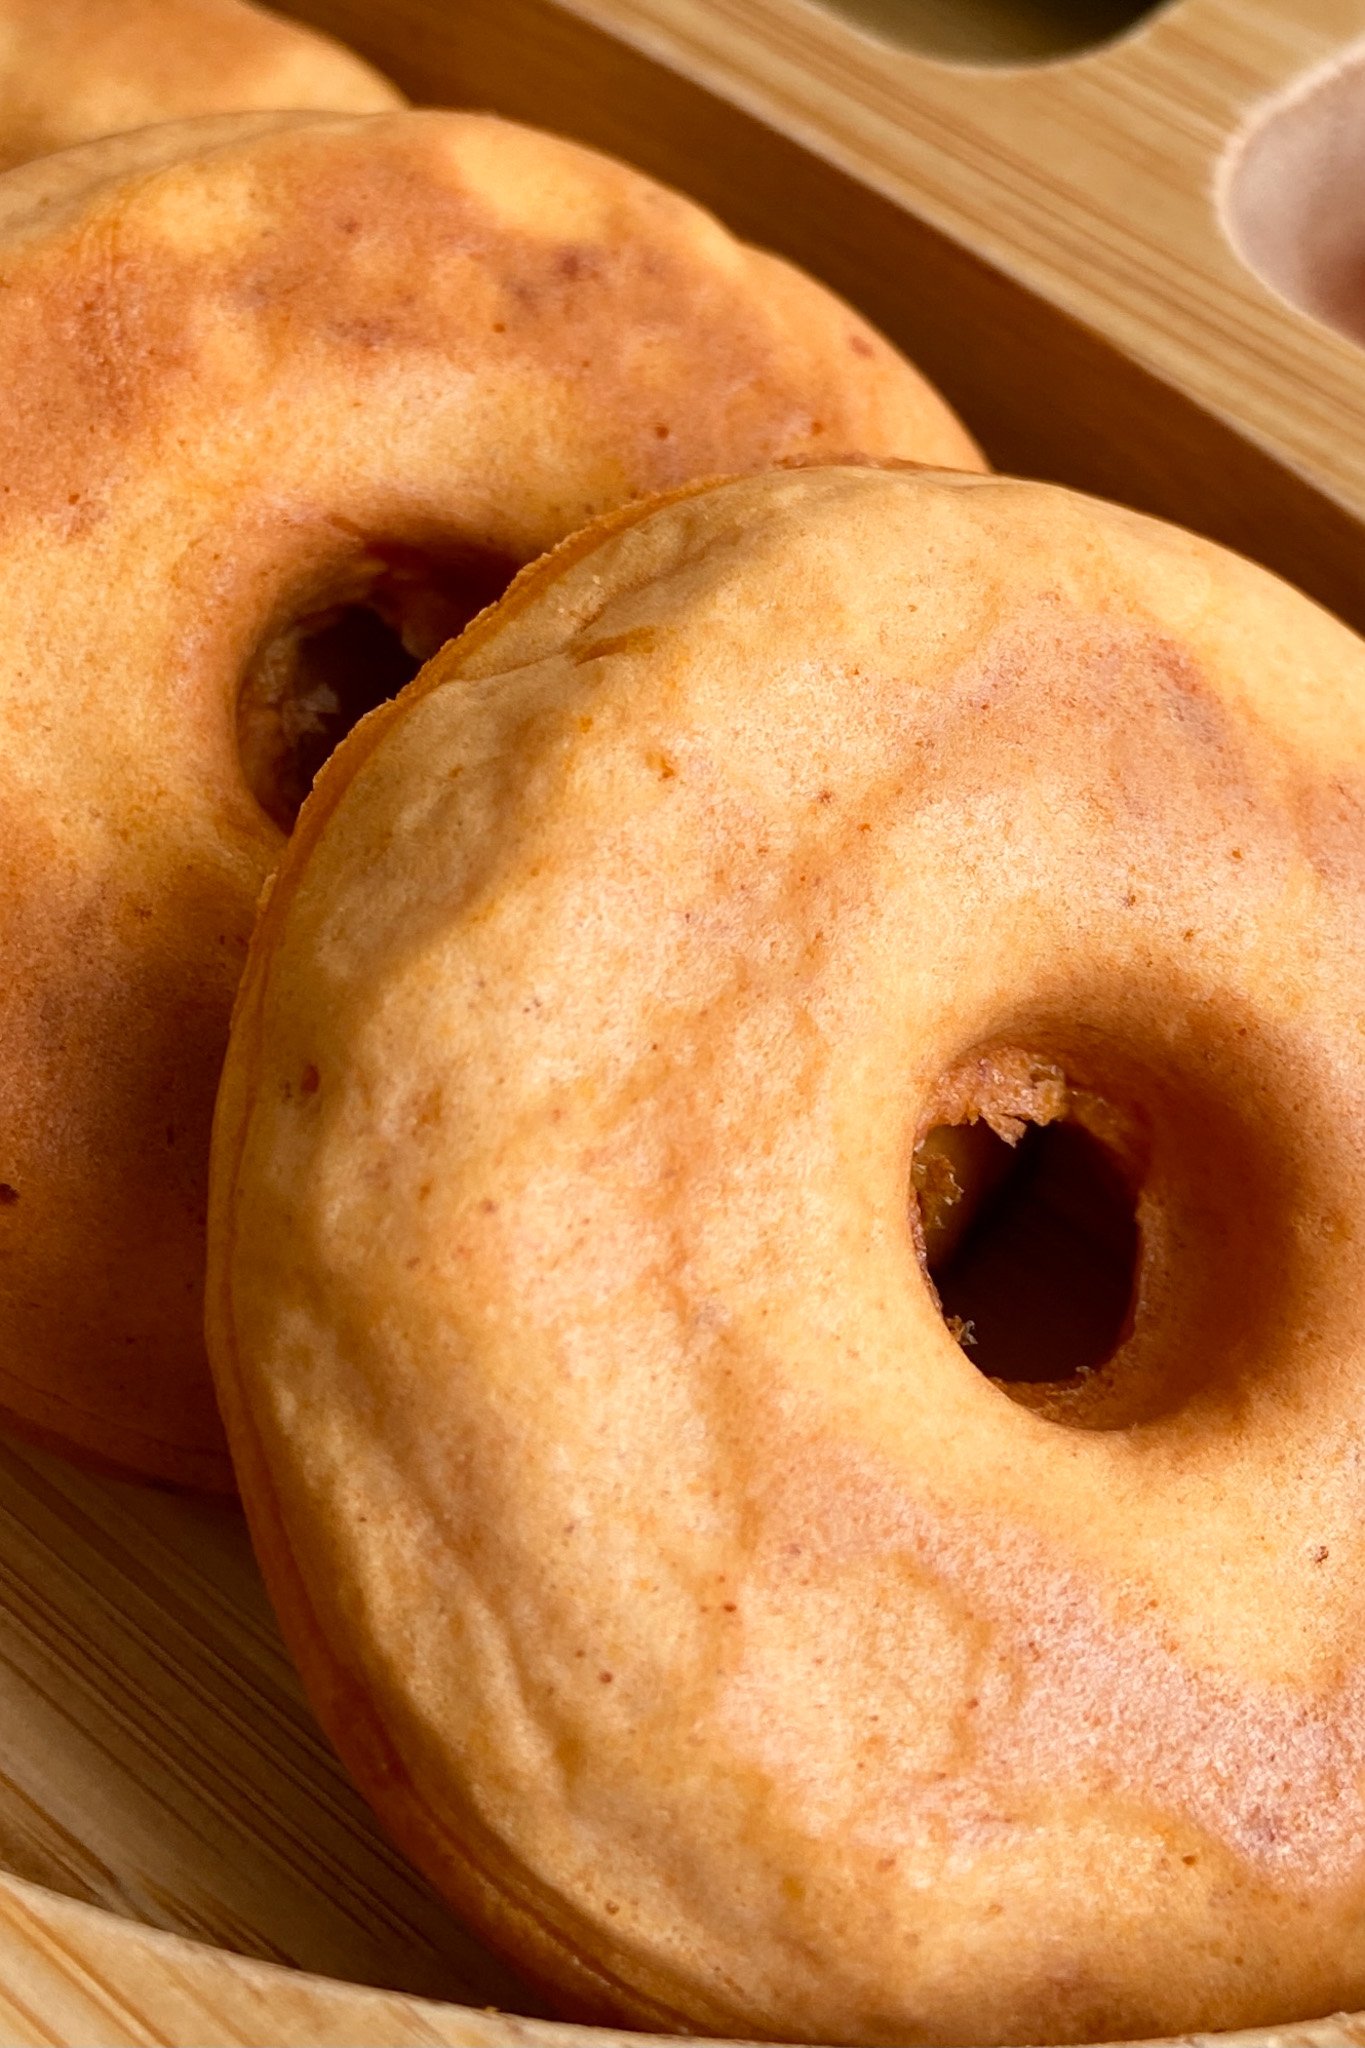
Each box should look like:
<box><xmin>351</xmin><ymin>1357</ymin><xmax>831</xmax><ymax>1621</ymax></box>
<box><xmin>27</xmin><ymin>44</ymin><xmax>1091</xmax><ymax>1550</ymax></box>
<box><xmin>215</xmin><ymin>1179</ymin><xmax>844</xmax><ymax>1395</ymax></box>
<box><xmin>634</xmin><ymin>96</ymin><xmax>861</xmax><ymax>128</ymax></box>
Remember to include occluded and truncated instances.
<box><xmin>914</xmin><ymin>1112</ymin><xmax>1138</xmax><ymax>1387</ymax></box>
<box><xmin>238</xmin><ymin>546</ymin><xmax>518</xmax><ymax>831</ymax></box>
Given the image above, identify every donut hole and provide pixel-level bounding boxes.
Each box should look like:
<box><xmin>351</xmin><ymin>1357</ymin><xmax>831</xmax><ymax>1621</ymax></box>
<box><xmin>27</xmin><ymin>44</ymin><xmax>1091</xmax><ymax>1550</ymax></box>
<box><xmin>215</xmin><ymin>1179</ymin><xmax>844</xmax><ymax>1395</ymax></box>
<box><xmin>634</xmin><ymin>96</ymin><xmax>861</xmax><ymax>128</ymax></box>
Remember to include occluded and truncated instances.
<box><xmin>239</xmin><ymin>604</ymin><xmax>419</xmax><ymax>833</ymax></box>
<box><xmin>914</xmin><ymin>1112</ymin><xmax>1139</xmax><ymax>1392</ymax></box>
<box><xmin>238</xmin><ymin>545</ymin><xmax>518</xmax><ymax>832</ymax></box>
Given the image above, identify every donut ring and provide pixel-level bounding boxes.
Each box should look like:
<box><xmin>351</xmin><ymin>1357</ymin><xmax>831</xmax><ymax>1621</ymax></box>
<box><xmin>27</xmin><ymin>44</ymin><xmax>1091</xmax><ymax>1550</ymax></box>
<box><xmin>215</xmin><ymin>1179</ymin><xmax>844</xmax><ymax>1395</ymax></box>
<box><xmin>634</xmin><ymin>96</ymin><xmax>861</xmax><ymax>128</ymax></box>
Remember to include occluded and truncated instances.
<box><xmin>0</xmin><ymin>0</ymin><xmax>401</xmax><ymax>171</ymax></box>
<box><xmin>0</xmin><ymin>116</ymin><xmax>978</xmax><ymax>1489</ymax></box>
<box><xmin>210</xmin><ymin>463</ymin><xmax>1365</xmax><ymax>2045</ymax></box>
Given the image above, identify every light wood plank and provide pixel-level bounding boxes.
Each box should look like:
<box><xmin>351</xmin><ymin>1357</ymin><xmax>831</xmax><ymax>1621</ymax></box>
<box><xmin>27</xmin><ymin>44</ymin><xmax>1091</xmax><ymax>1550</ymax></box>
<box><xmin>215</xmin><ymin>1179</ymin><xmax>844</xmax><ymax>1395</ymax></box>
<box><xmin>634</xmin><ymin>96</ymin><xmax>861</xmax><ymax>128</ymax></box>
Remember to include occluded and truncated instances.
<box><xmin>5</xmin><ymin>1875</ymin><xmax>1365</xmax><ymax>2048</ymax></box>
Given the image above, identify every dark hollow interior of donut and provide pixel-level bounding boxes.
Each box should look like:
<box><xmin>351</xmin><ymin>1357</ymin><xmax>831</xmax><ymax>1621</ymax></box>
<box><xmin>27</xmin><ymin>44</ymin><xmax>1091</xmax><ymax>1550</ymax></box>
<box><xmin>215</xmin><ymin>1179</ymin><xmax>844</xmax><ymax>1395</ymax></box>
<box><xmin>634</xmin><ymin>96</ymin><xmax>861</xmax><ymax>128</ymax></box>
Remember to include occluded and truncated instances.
<box><xmin>915</xmin><ymin>1118</ymin><xmax>1138</xmax><ymax>1386</ymax></box>
<box><xmin>242</xmin><ymin>605</ymin><xmax>420</xmax><ymax>832</ymax></box>
<box><xmin>238</xmin><ymin>545</ymin><xmax>520</xmax><ymax>833</ymax></box>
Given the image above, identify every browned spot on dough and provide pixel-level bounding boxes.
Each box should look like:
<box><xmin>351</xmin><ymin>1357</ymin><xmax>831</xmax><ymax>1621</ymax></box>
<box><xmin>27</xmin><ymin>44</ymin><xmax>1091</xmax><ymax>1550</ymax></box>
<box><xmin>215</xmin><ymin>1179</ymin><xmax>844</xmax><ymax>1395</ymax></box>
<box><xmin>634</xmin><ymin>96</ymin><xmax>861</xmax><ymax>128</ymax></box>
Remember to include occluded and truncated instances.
<box><xmin>934</xmin><ymin>613</ymin><xmax>1267</xmax><ymax>869</ymax></box>
<box><xmin>0</xmin><ymin>117</ymin><xmax>951</xmax><ymax>544</ymax></box>
<box><xmin>0</xmin><ymin>792</ymin><xmax>247</xmax><ymax>1470</ymax></box>
<box><xmin>556</xmin><ymin>247</ymin><xmax>598</xmax><ymax>282</ymax></box>
<box><xmin>574</xmin><ymin>628</ymin><xmax>658</xmax><ymax>666</ymax></box>
<box><xmin>1294</xmin><ymin>770</ymin><xmax>1365</xmax><ymax>895</ymax></box>
<box><xmin>0</xmin><ymin>119</ymin><xmax>968</xmax><ymax>1490</ymax></box>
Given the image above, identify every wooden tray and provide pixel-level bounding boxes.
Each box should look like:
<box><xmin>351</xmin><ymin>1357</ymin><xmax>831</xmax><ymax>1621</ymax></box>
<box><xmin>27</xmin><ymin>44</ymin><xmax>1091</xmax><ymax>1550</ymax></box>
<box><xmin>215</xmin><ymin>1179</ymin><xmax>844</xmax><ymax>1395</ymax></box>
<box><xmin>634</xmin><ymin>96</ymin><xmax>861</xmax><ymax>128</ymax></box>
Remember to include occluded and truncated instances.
<box><xmin>4</xmin><ymin>0</ymin><xmax>1365</xmax><ymax>2040</ymax></box>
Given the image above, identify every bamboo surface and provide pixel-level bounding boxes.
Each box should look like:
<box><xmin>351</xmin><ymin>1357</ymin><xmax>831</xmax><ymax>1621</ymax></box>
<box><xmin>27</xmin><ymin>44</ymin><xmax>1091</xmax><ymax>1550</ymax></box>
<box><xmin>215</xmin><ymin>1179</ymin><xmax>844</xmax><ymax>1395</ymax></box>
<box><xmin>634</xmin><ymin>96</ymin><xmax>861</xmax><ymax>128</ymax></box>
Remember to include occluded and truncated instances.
<box><xmin>2</xmin><ymin>0</ymin><xmax>1365</xmax><ymax>2040</ymax></box>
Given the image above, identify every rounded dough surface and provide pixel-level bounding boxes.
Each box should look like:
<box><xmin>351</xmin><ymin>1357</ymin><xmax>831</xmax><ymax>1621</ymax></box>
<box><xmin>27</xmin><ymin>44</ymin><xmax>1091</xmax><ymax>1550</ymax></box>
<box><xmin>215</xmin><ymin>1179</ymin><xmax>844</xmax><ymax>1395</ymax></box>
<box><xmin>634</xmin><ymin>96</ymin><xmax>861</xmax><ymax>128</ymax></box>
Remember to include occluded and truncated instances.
<box><xmin>0</xmin><ymin>120</ymin><xmax>977</xmax><ymax>1489</ymax></box>
<box><xmin>209</xmin><ymin>464</ymin><xmax>1365</xmax><ymax>2042</ymax></box>
<box><xmin>0</xmin><ymin>0</ymin><xmax>401</xmax><ymax>170</ymax></box>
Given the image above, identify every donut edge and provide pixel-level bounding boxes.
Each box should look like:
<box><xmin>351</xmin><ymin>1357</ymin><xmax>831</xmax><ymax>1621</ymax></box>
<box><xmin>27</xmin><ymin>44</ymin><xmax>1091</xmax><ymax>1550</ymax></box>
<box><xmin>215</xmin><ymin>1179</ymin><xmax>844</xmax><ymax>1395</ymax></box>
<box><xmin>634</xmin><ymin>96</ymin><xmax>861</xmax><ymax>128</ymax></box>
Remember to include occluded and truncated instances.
<box><xmin>205</xmin><ymin>476</ymin><xmax>778</xmax><ymax>2033</ymax></box>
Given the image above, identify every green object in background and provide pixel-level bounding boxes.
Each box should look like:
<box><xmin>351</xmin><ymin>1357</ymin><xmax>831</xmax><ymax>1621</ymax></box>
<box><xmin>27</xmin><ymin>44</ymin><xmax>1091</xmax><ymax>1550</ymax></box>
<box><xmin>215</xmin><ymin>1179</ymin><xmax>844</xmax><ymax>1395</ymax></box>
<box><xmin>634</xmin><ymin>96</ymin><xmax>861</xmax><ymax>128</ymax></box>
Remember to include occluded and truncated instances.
<box><xmin>822</xmin><ymin>0</ymin><xmax>1161</xmax><ymax>61</ymax></box>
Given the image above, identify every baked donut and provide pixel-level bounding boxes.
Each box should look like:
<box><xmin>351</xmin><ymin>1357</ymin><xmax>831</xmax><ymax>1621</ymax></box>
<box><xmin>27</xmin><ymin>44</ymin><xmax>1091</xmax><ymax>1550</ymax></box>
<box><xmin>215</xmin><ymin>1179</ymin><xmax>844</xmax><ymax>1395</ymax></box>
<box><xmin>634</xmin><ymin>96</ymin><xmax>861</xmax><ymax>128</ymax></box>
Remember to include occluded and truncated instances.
<box><xmin>209</xmin><ymin>462</ymin><xmax>1365</xmax><ymax>2045</ymax></box>
<box><xmin>0</xmin><ymin>0</ymin><xmax>400</xmax><ymax>171</ymax></box>
<box><xmin>0</xmin><ymin>116</ymin><xmax>977</xmax><ymax>1490</ymax></box>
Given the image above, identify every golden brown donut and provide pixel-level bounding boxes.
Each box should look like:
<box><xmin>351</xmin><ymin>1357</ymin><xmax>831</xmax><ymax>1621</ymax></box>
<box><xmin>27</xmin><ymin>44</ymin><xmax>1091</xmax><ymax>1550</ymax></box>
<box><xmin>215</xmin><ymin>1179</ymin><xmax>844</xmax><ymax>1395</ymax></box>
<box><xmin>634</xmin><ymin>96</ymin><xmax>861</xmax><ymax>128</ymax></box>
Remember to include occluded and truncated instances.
<box><xmin>0</xmin><ymin>0</ymin><xmax>400</xmax><ymax>170</ymax></box>
<box><xmin>210</xmin><ymin>463</ymin><xmax>1365</xmax><ymax>2046</ymax></box>
<box><xmin>0</xmin><ymin>115</ymin><xmax>978</xmax><ymax>1490</ymax></box>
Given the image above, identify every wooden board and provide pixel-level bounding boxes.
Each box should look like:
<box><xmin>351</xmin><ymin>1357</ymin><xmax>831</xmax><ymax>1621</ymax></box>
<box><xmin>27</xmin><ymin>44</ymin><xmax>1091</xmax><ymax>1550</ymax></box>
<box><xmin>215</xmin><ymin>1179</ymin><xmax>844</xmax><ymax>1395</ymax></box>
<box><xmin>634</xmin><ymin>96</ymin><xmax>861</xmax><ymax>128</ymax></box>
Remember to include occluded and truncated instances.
<box><xmin>2</xmin><ymin>0</ymin><xmax>1365</xmax><ymax>2040</ymax></box>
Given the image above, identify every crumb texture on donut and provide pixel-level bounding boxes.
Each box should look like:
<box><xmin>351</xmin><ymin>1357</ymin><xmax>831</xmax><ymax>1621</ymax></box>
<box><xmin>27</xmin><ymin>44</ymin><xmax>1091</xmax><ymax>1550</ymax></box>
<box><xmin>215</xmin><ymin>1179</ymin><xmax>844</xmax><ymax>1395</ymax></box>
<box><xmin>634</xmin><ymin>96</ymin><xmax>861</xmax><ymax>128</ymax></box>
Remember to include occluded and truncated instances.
<box><xmin>0</xmin><ymin>114</ymin><xmax>975</xmax><ymax>1487</ymax></box>
<box><xmin>209</xmin><ymin>464</ymin><xmax>1365</xmax><ymax>2042</ymax></box>
<box><xmin>0</xmin><ymin>0</ymin><xmax>402</xmax><ymax>171</ymax></box>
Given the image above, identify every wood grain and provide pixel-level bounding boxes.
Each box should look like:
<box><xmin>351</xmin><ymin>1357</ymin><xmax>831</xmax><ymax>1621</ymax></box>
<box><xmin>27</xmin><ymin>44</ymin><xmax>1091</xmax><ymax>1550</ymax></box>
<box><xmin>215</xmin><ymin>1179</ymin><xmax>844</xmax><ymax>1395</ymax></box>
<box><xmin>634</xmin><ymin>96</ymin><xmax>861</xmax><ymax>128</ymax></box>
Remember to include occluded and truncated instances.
<box><xmin>0</xmin><ymin>1877</ymin><xmax>622</xmax><ymax>2046</ymax></box>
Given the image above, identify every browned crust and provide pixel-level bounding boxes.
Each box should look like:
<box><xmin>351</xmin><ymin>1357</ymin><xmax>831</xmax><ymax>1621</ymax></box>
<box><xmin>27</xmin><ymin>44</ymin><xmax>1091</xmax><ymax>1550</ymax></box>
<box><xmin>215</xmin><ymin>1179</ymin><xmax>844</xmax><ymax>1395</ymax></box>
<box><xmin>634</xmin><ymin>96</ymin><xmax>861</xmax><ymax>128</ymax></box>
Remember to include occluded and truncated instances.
<box><xmin>0</xmin><ymin>0</ymin><xmax>402</xmax><ymax>173</ymax></box>
<box><xmin>0</xmin><ymin>105</ymin><xmax>978</xmax><ymax>1489</ymax></box>
<box><xmin>207</xmin><ymin>459</ymin><xmax>1365</xmax><ymax>2042</ymax></box>
<box><xmin>207</xmin><ymin>486</ymin><xmax>742</xmax><ymax>2028</ymax></box>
